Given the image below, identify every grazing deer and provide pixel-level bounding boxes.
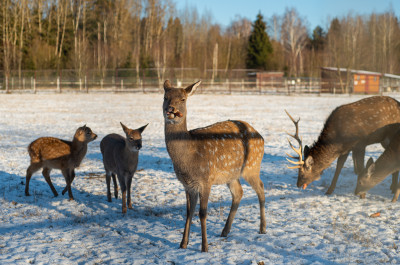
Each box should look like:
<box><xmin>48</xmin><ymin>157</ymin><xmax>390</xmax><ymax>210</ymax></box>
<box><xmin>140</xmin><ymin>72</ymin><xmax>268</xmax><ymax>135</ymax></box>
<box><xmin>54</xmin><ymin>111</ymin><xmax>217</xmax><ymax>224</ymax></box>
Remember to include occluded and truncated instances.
<box><xmin>100</xmin><ymin>122</ymin><xmax>148</xmax><ymax>213</ymax></box>
<box><xmin>25</xmin><ymin>125</ymin><xmax>97</xmax><ymax>200</ymax></box>
<box><xmin>286</xmin><ymin>96</ymin><xmax>400</xmax><ymax>194</ymax></box>
<box><xmin>163</xmin><ymin>80</ymin><xmax>266</xmax><ymax>252</ymax></box>
<box><xmin>355</xmin><ymin>131</ymin><xmax>400</xmax><ymax>202</ymax></box>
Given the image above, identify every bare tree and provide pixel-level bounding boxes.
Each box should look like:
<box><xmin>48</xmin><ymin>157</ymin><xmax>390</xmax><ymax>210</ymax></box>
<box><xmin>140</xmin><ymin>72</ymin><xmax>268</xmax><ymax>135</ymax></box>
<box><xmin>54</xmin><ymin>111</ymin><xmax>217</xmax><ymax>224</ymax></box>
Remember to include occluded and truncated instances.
<box><xmin>280</xmin><ymin>8</ymin><xmax>308</xmax><ymax>77</ymax></box>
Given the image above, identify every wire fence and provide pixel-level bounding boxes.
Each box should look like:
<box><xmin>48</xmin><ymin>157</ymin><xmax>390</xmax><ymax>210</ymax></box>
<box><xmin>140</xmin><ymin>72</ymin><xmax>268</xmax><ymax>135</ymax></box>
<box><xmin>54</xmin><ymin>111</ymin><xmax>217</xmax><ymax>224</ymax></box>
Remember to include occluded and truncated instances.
<box><xmin>0</xmin><ymin>68</ymin><xmax>394</xmax><ymax>95</ymax></box>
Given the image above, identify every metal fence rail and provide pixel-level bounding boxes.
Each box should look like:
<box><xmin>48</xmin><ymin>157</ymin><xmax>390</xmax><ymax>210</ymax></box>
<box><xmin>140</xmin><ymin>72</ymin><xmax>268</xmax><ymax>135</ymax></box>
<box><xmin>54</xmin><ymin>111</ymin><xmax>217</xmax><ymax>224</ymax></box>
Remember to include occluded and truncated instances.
<box><xmin>0</xmin><ymin>68</ymin><xmax>393</xmax><ymax>95</ymax></box>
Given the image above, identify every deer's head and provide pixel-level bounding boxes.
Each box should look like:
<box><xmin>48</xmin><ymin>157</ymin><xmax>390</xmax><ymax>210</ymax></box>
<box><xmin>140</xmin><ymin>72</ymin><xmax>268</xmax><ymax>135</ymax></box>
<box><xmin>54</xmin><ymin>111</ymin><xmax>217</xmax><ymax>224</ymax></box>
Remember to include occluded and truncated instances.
<box><xmin>75</xmin><ymin>125</ymin><xmax>97</xmax><ymax>143</ymax></box>
<box><xmin>120</xmin><ymin>122</ymin><xmax>148</xmax><ymax>152</ymax></box>
<box><xmin>355</xmin><ymin>157</ymin><xmax>376</xmax><ymax>196</ymax></box>
<box><xmin>163</xmin><ymin>80</ymin><xmax>201</xmax><ymax>125</ymax></box>
<box><xmin>285</xmin><ymin>111</ymin><xmax>321</xmax><ymax>189</ymax></box>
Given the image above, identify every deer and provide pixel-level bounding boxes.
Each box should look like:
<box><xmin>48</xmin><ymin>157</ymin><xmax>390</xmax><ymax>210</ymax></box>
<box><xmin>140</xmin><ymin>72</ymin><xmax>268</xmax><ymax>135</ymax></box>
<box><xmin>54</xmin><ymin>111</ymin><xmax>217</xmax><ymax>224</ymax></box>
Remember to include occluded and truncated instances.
<box><xmin>355</xmin><ymin>130</ymin><xmax>400</xmax><ymax>202</ymax></box>
<box><xmin>163</xmin><ymin>80</ymin><xmax>266</xmax><ymax>252</ymax></box>
<box><xmin>25</xmin><ymin>125</ymin><xmax>97</xmax><ymax>200</ymax></box>
<box><xmin>100</xmin><ymin>122</ymin><xmax>148</xmax><ymax>213</ymax></box>
<box><xmin>285</xmin><ymin>96</ymin><xmax>400</xmax><ymax>195</ymax></box>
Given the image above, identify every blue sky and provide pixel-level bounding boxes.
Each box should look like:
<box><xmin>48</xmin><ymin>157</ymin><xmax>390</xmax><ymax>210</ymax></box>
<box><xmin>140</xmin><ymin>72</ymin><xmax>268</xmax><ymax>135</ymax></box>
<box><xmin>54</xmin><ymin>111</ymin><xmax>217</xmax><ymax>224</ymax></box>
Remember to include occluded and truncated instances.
<box><xmin>174</xmin><ymin>0</ymin><xmax>399</xmax><ymax>31</ymax></box>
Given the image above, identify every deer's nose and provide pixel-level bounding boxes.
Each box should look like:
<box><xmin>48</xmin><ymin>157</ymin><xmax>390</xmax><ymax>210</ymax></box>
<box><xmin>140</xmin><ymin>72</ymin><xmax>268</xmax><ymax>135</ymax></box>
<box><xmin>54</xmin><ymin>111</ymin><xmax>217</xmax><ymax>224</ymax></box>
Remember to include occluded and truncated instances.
<box><xmin>168</xmin><ymin>106</ymin><xmax>175</xmax><ymax>113</ymax></box>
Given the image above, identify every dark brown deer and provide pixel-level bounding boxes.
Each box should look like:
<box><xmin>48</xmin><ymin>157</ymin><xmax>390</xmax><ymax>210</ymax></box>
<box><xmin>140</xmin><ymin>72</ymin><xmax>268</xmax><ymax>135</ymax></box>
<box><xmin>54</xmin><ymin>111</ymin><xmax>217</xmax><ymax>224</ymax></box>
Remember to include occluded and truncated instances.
<box><xmin>25</xmin><ymin>125</ymin><xmax>97</xmax><ymax>200</ymax></box>
<box><xmin>355</xmin><ymin>130</ymin><xmax>400</xmax><ymax>202</ymax></box>
<box><xmin>100</xmin><ymin>122</ymin><xmax>148</xmax><ymax>213</ymax></box>
<box><xmin>286</xmin><ymin>96</ymin><xmax>400</xmax><ymax>194</ymax></box>
<box><xmin>163</xmin><ymin>80</ymin><xmax>266</xmax><ymax>252</ymax></box>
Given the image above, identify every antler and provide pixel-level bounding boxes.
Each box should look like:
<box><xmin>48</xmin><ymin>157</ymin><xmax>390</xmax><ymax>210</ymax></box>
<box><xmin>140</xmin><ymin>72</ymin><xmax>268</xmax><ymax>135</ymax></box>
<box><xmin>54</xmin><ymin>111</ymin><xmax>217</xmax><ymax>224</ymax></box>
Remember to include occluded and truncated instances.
<box><xmin>285</xmin><ymin>110</ymin><xmax>304</xmax><ymax>169</ymax></box>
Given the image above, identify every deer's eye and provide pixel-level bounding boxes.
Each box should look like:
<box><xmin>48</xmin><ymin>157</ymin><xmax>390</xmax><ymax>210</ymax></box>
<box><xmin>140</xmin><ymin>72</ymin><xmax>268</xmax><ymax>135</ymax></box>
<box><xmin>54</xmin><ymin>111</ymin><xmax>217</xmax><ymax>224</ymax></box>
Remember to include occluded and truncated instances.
<box><xmin>181</xmin><ymin>98</ymin><xmax>185</xmax><ymax>102</ymax></box>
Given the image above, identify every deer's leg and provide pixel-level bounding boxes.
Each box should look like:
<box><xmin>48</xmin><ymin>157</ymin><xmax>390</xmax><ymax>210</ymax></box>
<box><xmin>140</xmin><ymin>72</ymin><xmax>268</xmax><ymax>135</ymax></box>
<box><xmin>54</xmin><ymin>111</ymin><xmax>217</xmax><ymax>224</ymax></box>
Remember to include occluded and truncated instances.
<box><xmin>221</xmin><ymin>179</ymin><xmax>243</xmax><ymax>237</ymax></box>
<box><xmin>106</xmin><ymin>171</ymin><xmax>112</xmax><ymax>202</ymax></box>
<box><xmin>326</xmin><ymin>152</ymin><xmax>349</xmax><ymax>195</ymax></box>
<box><xmin>392</xmin><ymin>183</ymin><xmax>400</xmax><ymax>202</ymax></box>
<box><xmin>127</xmin><ymin>175</ymin><xmax>133</xmax><ymax>209</ymax></box>
<box><xmin>25</xmin><ymin>162</ymin><xmax>42</xmax><ymax>196</ymax></box>
<box><xmin>390</xmin><ymin>171</ymin><xmax>399</xmax><ymax>194</ymax></box>
<box><xmin>244</xmin><ymin>175</ymin><xmax>266</xmax><ymax>234</ymax></box>
<box><xmin>180</xmin><ymin>190</ymin><xmax>198</xmax><ymax>250</ymax></box>
<box><xmin>199</xmin><ymin>186</ymin><xmax>211</xmax><ymax>252</ymax></box>
<box><xmin>112</xmin><ymin>173</ymin><xmax>118</xmax><ymax>199</ymax></box>
<box><xmin>62</xmin><ymin>169</ymin><xmax>74</xmax><ymax>201</ymax></box>
<box><xmin>118</xmin><ymin>175</ymin><xmax>127</xmax><ymax>213</ymax></box>
<box><xmin>352</xmin><ymin>146</ymin><xmax>365</xmax><ymax>175</ymax></box>
<box><xmin>42</xmin><ymin>168</ymin><xmax>58</xmax><ymax>197</ymax></box>
<box><xmin>62</xmin><ymin>170</ymin><xmax>75</xmax><ymax>195</ymax></box>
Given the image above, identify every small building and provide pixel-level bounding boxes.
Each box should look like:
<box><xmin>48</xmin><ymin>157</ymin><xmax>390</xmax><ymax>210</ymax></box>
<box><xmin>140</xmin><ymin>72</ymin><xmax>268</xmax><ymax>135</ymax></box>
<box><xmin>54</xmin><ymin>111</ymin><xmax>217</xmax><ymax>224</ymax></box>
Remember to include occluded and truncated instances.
<box><xmin>321</xmin><ymin>67</ymin><xmax>400</xmax><ymax>94</ymax></box>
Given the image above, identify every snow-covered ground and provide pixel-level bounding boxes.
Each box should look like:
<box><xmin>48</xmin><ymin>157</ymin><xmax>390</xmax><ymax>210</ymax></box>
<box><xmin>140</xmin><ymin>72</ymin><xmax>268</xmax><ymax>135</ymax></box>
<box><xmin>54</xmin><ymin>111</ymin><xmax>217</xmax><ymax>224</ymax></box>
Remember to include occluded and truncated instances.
<box><xmin>1</xmin><ymin>92</ymin><xmax>400</xmax><ymax>264</ymax></box>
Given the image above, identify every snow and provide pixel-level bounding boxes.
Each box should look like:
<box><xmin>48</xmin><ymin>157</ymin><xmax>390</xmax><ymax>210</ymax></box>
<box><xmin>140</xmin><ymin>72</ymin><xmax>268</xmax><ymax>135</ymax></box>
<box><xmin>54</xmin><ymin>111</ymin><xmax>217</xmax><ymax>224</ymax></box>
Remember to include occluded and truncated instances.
<box><xmin>1</xmin><ymin>92</ymin><xmax>399</xmax><ymax>264</ymax></box>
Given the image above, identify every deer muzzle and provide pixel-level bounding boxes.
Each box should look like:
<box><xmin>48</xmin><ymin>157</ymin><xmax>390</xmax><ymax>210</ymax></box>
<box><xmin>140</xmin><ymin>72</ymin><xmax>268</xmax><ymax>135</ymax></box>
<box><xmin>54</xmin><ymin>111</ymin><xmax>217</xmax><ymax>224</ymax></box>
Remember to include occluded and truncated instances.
<box><xmin>166</xmin><ymin>106</ymin><xmax>183</xmax><ymax>119</ymax></box>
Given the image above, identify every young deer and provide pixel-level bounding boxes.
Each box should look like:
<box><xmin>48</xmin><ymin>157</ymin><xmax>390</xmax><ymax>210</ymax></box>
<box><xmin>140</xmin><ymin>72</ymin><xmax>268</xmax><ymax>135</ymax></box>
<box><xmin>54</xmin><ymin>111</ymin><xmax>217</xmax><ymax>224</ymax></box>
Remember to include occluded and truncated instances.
<box><xmin>163</xmin><ymin>80</ymin><xmax>266</xmax><ymax>252</ymax></box>
<box><xmin>286</xmin><ymin>96</ymin><xmax>400</xmax><ymax>194</ymax></box>
<box><xmin>100</xmin><ymin>122</ymin><xmax>148</xmax><ymax>213</ymax></box>
<box><xmin>355</xmin><ymin>131</ymin><xmax>400</xmax><ymax>202</ymax></box>
<box><xmin>25</xmin><ymin>125</ymin><xmax>97</xmax><ymax>200</ymax></box>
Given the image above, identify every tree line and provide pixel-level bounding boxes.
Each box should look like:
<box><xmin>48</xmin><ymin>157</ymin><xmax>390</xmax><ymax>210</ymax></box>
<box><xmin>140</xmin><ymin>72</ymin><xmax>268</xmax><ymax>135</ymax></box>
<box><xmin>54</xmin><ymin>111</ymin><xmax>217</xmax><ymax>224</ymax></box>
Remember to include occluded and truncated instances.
<box><xmin>1</xmin><ymin>0</ymin><xmax>400</xmax><ymax>80</ymax></box>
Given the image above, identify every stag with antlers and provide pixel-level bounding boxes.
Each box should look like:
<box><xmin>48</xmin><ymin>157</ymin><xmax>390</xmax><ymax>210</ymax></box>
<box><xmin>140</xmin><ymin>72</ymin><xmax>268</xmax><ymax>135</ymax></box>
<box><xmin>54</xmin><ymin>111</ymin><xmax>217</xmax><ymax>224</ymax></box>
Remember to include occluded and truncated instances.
<box><xmin>285</xmin><ymin>96</ymin><xmax>400</xmax><ymax>194</ymax></box>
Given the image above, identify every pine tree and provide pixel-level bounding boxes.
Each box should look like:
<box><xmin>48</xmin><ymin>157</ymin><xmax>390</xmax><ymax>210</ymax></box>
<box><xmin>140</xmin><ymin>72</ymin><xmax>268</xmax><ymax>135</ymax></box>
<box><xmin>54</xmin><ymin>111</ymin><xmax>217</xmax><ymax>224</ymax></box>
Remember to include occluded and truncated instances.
<box><xmin>246</xmin><ymin>13</ymin><xmax>273</xmax><ymax>70</ymax></box>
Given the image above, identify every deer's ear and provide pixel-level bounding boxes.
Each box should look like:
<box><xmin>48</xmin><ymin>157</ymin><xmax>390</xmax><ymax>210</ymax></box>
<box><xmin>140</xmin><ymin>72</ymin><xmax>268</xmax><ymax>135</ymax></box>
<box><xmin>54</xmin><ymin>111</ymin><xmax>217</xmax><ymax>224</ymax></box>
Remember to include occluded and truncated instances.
<box><xmin>305</xmin><ymin>156</ymin><xmax>314</xmax><ymax>168</ymax></box>
<box><xmin>366</xmin><ymin>157</ymin><xmax>374</xmax><ymax>168</ymax></box>
<box><xmin>164</xmin><ymin>80</ymin><xmax>172</xmax><ymax>91</ymax></box>
<box><xmin>120</xmin><ymin>122</ymin><xmax>130</xmax><ymax>134</ymax></box>
<box><xmin>304</xmin><ymin>145</ymin><xmax>310</xmax><ymax>158</ymax></box>
<box><xmin>185</xmin><ymin>80</ymin><xmax>201</xmax><ymax>97</ymax></box>
<box><xmin>366</xmin><ymin>158</ymin><xmax>375</xmax><ymax>176</ymax></box>
<box><xmin>137</xmin><ymin>123</ymin><xmax>149</xmax><ymax>134</ymax></box>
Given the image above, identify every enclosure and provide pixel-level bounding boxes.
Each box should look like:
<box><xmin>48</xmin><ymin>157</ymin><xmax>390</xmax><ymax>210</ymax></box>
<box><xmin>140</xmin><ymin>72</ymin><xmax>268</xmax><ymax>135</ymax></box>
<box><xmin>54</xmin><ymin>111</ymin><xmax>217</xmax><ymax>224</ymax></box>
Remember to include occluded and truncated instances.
<box><xmin>0</xmin><ymin>93</ymin><xmax>399</xmax><ymax>264</ymax></box>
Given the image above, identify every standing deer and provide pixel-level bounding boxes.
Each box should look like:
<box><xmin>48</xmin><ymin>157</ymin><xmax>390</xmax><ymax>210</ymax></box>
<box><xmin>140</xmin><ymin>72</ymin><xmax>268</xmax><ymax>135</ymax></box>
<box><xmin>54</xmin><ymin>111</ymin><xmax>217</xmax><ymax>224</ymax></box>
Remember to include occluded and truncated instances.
<box><xmin>286</xmin><ymin>96</ymin><xmax>400</xmax><ymax>194</ymax></box>
<box><xmin>100</xmin><ymin>122</ymin><xmax>148</xmax><ymax>213</ymax></box>
<box><xmin>25</xmin><ymin>125</ymin><xmax>97</xmax><ymax>200</ymax></box>
<box><xmin>355</xmin><ymin>130</ymin><xmax>400</xmax><ymax>202</ymax></box>
<box><xmin>163</xmin><ymin>80</ymin><xmax>266</xmax><ymax>252</ymax></box>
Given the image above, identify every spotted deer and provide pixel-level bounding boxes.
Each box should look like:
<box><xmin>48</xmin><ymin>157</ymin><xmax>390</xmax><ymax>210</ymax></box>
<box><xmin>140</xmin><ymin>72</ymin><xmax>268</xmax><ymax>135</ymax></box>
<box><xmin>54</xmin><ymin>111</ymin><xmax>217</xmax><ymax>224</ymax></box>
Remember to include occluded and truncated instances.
<box><xmin>286</xmin><ymin>96</ymin><xmax>400</xmax><ymax>194</ymax></box>
<box><xmin>163</xmin><ymin>80</ymin><xmax>266</xmax><ymax>252</ymax></box>
<box><xmin>100</xmin><ymin>122</ymin><xmax>148</xmax><ymax>213</ymax></box>
<box><xmin>25</xmin><ymin>125</ymin><xmax>97</xmax><ymax>200</ymax></box>
<box><xmin>355</xmin><ymin>130</ymin><xmax>400</xmax><ymax>202</ymax></box>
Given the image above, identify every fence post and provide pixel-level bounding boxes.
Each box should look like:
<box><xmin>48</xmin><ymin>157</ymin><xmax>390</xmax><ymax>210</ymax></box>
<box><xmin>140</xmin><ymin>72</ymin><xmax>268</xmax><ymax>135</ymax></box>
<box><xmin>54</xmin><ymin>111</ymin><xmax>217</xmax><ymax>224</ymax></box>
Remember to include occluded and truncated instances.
<box><xmin>85</xmin><ymin>75</ymin><xmax>88</xmax><ymax>93</ymax></box>
<box><xmin>33</xmin><ymin>77</ymin><xmax>36</xmax><ymax>93</ymax></box>
<box><xmin>23</xmin><ymin>78</ymin><xmax>25</xmax><ymax>90</ymax></box>
<box><xmin>121</xmin><ymin>79</ymin><xmax>123</xmax><ymax>90</ymax></box>
<box><xmin>79</xmin><ymin>78</ymin><xmax>82</xmax><ymax>91</ymax></box>
<box><xmin>57</xmin><ymin>77</ymin><xmax>60</xmax><ymax>93</ymax></box>
<box><xmin>5</xmin><ymin>76</ymin><xmax>9</xmax><ymax>93</ymax></box>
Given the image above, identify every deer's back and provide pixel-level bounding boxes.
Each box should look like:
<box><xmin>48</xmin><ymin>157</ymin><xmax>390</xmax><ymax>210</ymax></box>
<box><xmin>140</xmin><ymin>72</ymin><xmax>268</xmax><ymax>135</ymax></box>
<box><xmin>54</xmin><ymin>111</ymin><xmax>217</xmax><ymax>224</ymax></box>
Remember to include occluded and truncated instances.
<box><xmin>28</xmin><ymin>137</ymin><xmax>72</xmax><ymax>166</ymax></box>
<box><xmin>322</xmin><ymin>96</ymin><xmax>400</xmax><ymax>143</ymax></box>
<box><xmin>28</xmin><ymin>137</ymin><xmax>72</xmax><ymax>161</ymax></box>
<box><xmin>183</xmin><ymin>120</ymin><xmax>264</xmax><ymax>186</ymax></box>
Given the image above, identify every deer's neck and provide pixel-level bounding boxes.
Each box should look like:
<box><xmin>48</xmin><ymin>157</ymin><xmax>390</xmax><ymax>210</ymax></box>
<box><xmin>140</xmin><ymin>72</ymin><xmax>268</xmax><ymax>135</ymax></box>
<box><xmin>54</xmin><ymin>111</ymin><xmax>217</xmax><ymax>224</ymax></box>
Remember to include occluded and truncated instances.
<box><xmin>309</xmin><ymin>139</ymin><xmax>341</xmax><ymax>172</ymax></box>
<box><xmin>71</xmin><ymin>139</ymin><xmax>88</xmax><ymax>167</ymax></box>
<box><xmin>372</xmin><ymin>148</ymin><xmax>400</xmax><ymax>184</ymax></box>
<box><xmin>164</xmin><ymin>119</ymin><xmax>194</xmax><ymax>166</ymax></box>
<box><xmin>122</xmin><ymin>141</ymin><xmax>139</xmax><ymax>166</ymax></box>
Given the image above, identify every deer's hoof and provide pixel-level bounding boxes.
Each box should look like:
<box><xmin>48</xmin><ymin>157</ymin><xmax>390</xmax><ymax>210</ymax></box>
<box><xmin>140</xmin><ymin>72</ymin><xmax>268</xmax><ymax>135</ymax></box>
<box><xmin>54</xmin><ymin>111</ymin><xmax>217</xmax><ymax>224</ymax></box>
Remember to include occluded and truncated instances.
<box><xmin>325</xmin><ymin>190</ymin><xmax>333</xmax><ymax>195</ymax></box>
<box><xmin>179</xmin><ymin>242</ymin><xmax>188</xmax><ymax>249</ymax></box>
<box><xmin>25</xmin><ymin>192</ymin><xmax>30</xmax><ymax>196</ymax></box>
<box><xmin>221</xmin><ymin>230</ymin><xmax>229</xmax><ymax>237</ymax></box>
<box><xmin>201</xmin><ymin>246</ymin><xmax>209</xmax><ymax>252</ymax></box>
<box><xmin>359</xmin><ymin>193</ymin><xmax>366</xmax><ymax>199</ymax></box>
